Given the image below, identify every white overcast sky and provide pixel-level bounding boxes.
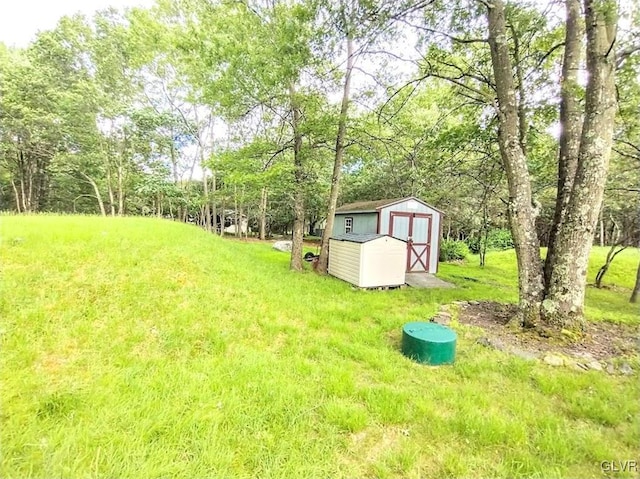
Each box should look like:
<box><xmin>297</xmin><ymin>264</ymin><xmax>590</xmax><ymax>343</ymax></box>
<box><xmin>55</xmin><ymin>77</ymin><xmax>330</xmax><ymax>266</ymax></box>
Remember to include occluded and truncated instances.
<box><xmin>0</xmin><ymin>0</ymin><xmax>155</xmax><ymax>48</ymax></box>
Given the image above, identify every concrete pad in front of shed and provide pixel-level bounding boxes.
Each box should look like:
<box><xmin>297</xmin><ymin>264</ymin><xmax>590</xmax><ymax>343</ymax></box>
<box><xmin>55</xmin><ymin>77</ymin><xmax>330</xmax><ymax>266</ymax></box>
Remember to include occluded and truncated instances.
<box><xmin>405</xmin><ymin>273</ymin><xmax>455</xmax><ymax>289</ymax></box>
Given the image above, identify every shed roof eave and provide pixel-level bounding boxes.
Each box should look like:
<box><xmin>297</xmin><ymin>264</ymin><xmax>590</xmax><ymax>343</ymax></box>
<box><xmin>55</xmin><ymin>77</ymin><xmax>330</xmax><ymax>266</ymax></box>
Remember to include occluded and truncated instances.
<box><xmin>374</xmin><ymin>196</ymin><xmax>445</xmax><ymax>214</ymax></box>
<box><xmin>335</xmin><ymin>196</ymin><xmax>445</xmax><ymax>215</ymax></box>
<box><xmin>330</xmin><ymin>233</ymin><xmax>406</xmax><ymax>244</ymax></box>
<box><xmin>335</xmin><ymin>210</ymin><xmax>379</xmax><ymax>215</ymax></box>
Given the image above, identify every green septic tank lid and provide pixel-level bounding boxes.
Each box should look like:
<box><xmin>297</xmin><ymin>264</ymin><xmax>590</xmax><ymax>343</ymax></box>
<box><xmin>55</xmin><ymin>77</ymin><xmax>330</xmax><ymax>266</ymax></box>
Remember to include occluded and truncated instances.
<box><xmin>401</xmin><ymin>321</ymin><xmax>457</xmax><ymax>365</ymax></box>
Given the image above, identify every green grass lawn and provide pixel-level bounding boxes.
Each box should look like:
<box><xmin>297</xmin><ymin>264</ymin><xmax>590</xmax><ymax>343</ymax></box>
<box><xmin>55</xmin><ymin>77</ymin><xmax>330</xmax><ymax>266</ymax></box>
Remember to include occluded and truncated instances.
<box><xmin>1</xmin><ymin>215</ymin><xmax>638</xmax><ymax>478</ymax></box>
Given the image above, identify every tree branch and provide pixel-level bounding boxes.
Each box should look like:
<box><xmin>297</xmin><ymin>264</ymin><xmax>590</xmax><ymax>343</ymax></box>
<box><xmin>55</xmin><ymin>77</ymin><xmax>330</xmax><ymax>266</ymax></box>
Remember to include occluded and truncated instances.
<box><xmin>397</xmin><ymin>18</ymin><xmax>488</xmax><ymax>44</ymax></box>
<box><xmin>617</xmin><ymin>42</ymin><xmax>640</xmax><ymax>68</ymax></box>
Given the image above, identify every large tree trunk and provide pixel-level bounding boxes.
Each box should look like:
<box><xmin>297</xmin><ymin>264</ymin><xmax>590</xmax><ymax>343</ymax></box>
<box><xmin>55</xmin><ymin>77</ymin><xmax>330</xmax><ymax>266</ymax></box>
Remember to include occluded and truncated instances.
<box><xmin>317</xmin><ymin>35</ymin><xmax>355</xmax><ymax>275</ymax></box>
<box><xmin>545</xmin><ymin>0</ymin><xmax>584</xmax><ymax>286</ymax></box>
<box><xmin>289</xmin><ymin>84</ymin><xmax>304</xmax><ymax>272</ymax></box>
<box><xmin>543</xmin><ymin>0</ymin><xmax>617</xmax><ymax>327</ymax></box>
<box><xmin>509</xmin><ymin>23</ymin><xmax>528</xmax><ymax>156</ymax></box>
<box><xmin>631</xmin><ymin>261</ymin><xmax>640</xmax><ymax>303</ymax></box>
<box><xmin>487</xmin><ymin>0</ymin><xmax>545</xmax><ymax>326</ymax></box>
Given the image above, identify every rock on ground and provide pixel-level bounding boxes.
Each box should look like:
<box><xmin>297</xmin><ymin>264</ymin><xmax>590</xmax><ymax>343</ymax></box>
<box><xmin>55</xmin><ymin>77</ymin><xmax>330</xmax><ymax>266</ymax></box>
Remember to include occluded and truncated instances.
<box><xmin>619</xmin><ymin>362</ymin><xmax>634</xmax><ymax>375</ymax></box>
<box><xmin>475</xmin><ymin>337</ymin><xmax>507</xmax><ymax>352</ymax></box>
<box><xmin>272</xmin><ymin>240</ymin><xmax>293</xmax><ymax>252</ymax></box>
<box><xmin>543</xmin><ymin>354</ymin><xmax>565</xmax><ymax>367</ymax></box>
<box><xmin>509</xmin><ymin>348</ymin><xmax>538</xmax><ymax>361</ymax></box>
<box><xmin>587</xmin><ymin>361</ymin><xmax>603</xmax><ymax>371</ymax></box>
<box><xmin>432</xmin><ymin>312</ymin><xmax>452</xmax><ymax>325</ymax></box>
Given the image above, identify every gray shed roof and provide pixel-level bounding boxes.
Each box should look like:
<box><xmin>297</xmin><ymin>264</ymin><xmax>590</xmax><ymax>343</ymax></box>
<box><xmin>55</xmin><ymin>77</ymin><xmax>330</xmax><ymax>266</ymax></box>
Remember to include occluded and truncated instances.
<box><xmin>330</xmin><ymin>233</ymin><xmax>405</xmax><ymax>244</ymax></box>
<box><xmin>335</xmin><ymin>198</ymin><xmax>403</xmax><ymax>213</ymax></box>
<box><xmin>336</xmin><ymin>196</ymin><xmax>444</xmax><ymax>214</ymax></box>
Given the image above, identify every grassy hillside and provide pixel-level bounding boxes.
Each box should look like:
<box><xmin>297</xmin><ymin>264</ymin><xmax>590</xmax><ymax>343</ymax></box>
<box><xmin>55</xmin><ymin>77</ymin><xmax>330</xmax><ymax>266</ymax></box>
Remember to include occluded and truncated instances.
<box><xmin>1</xmin><ymin>215</ymin><xmax>638</xmax><ymax>478</ymax></box>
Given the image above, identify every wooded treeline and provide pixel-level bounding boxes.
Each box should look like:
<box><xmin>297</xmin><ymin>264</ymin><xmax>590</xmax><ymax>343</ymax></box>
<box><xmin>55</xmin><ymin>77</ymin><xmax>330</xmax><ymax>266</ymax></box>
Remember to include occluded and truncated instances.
<box><xmin>1</xmin><ymin>0</ymin><xmax>638</xmax><ymax>324</ymax></box>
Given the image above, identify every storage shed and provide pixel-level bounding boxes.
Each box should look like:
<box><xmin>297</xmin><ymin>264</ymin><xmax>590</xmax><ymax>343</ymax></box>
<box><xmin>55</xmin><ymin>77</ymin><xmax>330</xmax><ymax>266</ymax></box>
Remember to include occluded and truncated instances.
<box><xmin>328</xmin><ymin>233</ymin><xmax>406</xmax><ymax>288</ymax></box>
<box><xmin>332</xmin><ymin>197</ymin><xmax>443</xmax><ymax>274</ymax></box>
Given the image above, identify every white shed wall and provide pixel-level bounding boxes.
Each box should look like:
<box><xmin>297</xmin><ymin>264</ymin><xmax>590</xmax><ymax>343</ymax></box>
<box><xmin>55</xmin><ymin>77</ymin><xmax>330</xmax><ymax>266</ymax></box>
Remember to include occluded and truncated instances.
<box><xmin>429</xmin><ymin>213</ymin><xmax>440</xmax><ymax>272</ymax></box>
<box><xmin>328</xmin><ymin>239</ymin><xmax>362</xmax><ymax>286</ymax></box>
<box><xmin>359</xmin><ymin>237</ymin><xmax>407</xmax><ymax>288</ymax></box>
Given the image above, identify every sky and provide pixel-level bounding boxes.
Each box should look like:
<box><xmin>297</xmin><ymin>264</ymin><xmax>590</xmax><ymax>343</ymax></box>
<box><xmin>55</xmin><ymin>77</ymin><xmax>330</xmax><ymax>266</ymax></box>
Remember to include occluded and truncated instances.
<box><xmin>0</xmin><ymin>0</ymin><xmax>154</xmax><ymax>48</ymax></box>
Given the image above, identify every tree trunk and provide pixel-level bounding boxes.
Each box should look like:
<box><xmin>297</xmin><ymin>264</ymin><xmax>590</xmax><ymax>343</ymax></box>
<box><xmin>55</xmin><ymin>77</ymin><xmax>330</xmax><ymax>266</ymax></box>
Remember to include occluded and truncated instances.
<box><xmin>631</xmin><ymin>261</ymin><xmax>640</xmax><ymax>303</ymax></box>
<box><xmin>170</xmin><ymin>133</ymin><xmax>183</xmax><ymax>221</ymax></box>
<box><xmin>80</xmin><ymin>172</ymin><xmax>107</xmax><ymax>216</ymax></box>
<box><xmin>211</xmin><ymin>170</ymin><xmax>217</xmax><ymax>233</ymax></box>
<box><xmin>106</xmin><ymin>167</ymin><xmax>116</xmax><ymax>217</ymax></box>
<box><xmin>10</xmin><ymin>180</ymin><xmax>21</xmax><ymax>213</ymax></box>
<box><xmin>595</xmin><ymin>244</ymin><xmax>626</xmax><ymax>288</ymax></box>
<box><xmin>14</xmin><ymin>148</ymin><xmax>27</xmax><ymax>212</ymax></box>
<box><xmin>509</xmin><ymin>23</ymin><xmax>528</xmax><ymax>156</ymax></box>
<box><xmin>595</xmin><ymin>217</ymin><xmax>621</xmax><ymax>288</ymax></box>
<box><xmin>598</xmin><ymin>207</ymin><xmax>605</xmax><ymax>246</ymax></box>
<box><xmin>487</xmin><ymin>0</ymin><xmax>544</xmax><ymax>326</ymax></box>
<box><xmin>233</xmin><ymin>185</ymin><xmax>239</xmax><ymax>237</ymax></box>
<box><xmin>117</xmin><ymin>163</ymin><xmax>125</xmax><ymax>216</ymax></box>
<box><xmin>309</xmin><ymin>217</ymin><xmax>317</xmax><ymax>237</ymax></box>
<box><xmin>545</xmin><ymin>0</ymin><xmax>584</xmax><ymax>286</ymax></box>
<box><xmin>203</xmin><ymin>167</ymin><xmax>212</xmax><ymax>232</ymax></box>
<box><xmin>19</xmin><ymin>177</ymin><xmax>28</xmax><ymax>213</ymax></box>
<box><xmin>543</xmin><ymin>0</ymin><xmax>617</xmax><ymax>327</ymax></box>
<box><xmin>479</xmin><ymin>204</ymin><xmax>489</xmax><ymax>267</ymax></box>
<box><xmin>26</xmin><ymin>155</ymin><xmax>34</xmax><ymax>212</ymax></box>
<box><xmin>259</xmin><ymin>187</ymin><xmax>268</xmax><ymax>241</ymax></box>
<box><xmin>317</xmin><ymin>35</ymin><xmax>355</xmax><ymax>274</ymax></box>
<box><xmin>220</xmin><ymin>198</ymin><xmax>226</xmax><ymax>237</ymax></box>
<box><xmin>289</xmin><ymin>84</ymin><xmax>304</xmax><ymax>272</ymax></box>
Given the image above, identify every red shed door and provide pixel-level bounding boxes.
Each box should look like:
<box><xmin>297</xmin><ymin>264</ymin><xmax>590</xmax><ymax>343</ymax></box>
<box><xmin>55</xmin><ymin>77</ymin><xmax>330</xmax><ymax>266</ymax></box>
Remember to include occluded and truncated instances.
<box><xmin>390</xmin><ymin>212</ymin><xmax>432</xmax><ymax>272</ymax></box>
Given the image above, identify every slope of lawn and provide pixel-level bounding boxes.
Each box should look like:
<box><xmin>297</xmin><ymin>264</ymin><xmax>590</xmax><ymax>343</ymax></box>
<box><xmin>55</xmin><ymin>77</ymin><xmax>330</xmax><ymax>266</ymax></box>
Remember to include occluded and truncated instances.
<box><xmin>1</xmin><ymin>215</ymin><xmax>638</xmax><ymax>479</ymax></box>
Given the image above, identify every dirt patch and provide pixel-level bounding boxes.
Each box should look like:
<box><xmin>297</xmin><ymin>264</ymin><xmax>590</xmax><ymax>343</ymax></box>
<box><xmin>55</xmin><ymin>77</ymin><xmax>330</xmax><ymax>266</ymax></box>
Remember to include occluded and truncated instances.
<box><xmin>445</xmin><ymin>301</ymin><xmax>639</xmax><ymax>367</ymax></box>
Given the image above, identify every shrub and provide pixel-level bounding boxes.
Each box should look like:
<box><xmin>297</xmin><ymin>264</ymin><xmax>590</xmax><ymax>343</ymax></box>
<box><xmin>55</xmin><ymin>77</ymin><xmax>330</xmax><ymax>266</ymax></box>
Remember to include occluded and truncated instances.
<box><xmin>467</xmin><ymin>236</ymin><xmax>481</xmax><ymax>255</ymax></box>
<box><xmin>466</xmin><ymin>228</ymin><xmax>514</xmax><ymax>254</ymax></box>
<box><xmin>439</xmin><ymin>239</ymin><xmax>469</xmax><ymax>262</ymax></box>
<box><xmin>488</xmin><ymin>228</ymin><xmax>514</xmax><ymax>250</ymax></box>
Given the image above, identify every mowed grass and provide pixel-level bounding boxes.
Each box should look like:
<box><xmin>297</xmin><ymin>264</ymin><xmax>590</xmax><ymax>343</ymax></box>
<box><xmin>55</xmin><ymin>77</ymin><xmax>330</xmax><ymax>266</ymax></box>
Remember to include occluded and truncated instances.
<box><xmin>1</xmin><ymin>215</ymin><xmax>638</xmax><ymax>479</ymax></box>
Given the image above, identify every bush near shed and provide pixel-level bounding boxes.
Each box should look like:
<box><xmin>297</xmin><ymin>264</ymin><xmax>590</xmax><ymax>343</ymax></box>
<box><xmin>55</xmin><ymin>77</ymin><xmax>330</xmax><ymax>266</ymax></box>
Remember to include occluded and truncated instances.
<box><xmin>466</xmin><ymin>228</ymin><xmax>515</xmax><ymax>254</ymax></box>
<box><xmin>439</xmin><ymin>239</ymin><xmax>469</xmax><ymax>262</ymax></box>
